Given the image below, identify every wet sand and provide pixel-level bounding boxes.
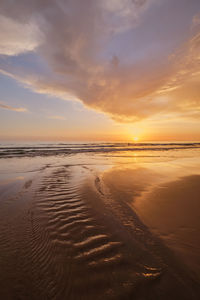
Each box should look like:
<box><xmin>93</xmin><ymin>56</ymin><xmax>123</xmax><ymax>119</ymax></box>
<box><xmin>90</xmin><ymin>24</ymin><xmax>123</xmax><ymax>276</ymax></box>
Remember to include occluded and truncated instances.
<box><xmin>0</xmin><ymin>153</ymin><xmax>200</xmax><ymax>299</ymax></box>
<box><xmin>133</xmin><ymin>174</ymin><xmax>200</xmax><ymax>281</ymax></box>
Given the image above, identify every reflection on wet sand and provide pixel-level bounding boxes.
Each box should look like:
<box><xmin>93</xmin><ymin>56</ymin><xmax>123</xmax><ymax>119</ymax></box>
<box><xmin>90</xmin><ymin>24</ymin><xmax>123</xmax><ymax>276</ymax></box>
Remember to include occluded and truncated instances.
<box><xmin>133</xmin><ymin>175</ymin><xmax>200</xmax><ymax>281</ymax></box>
<box><xmin>0</xmin><ymin>154</ymin><xmax>200</xmax><ymax>299</ymax></box>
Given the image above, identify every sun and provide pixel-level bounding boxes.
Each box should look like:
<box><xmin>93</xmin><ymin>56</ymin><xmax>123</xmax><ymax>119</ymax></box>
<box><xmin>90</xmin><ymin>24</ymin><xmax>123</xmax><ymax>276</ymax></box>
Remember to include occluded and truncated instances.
<box><xmin>133</xmin><ymin>136</ymin><xmax>139</xmax><ymax>142</ymax></box>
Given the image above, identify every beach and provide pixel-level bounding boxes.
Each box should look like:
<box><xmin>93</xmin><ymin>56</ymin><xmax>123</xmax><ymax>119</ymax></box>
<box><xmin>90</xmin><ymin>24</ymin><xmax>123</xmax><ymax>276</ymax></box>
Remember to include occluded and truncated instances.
<box><xmin>0</xmin><ymin>142</ymin><xmax>200</xmax><ymax>299</ymax></box>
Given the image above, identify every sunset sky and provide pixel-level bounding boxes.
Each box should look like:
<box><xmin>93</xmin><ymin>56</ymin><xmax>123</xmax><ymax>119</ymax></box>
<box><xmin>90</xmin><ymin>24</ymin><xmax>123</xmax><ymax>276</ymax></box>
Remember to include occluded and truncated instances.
<box><xmin>0</xmin><ymin>0</ymin><xmax>200</xmax><ymax>141</ymax></box>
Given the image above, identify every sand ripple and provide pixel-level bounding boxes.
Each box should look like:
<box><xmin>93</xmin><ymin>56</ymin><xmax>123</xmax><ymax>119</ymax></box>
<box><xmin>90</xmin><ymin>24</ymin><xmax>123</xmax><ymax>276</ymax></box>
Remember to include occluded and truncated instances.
<box><xmin>0</xmin><ymin>165</ymin><xmax>200</xmax><ymax>299</ymax></box>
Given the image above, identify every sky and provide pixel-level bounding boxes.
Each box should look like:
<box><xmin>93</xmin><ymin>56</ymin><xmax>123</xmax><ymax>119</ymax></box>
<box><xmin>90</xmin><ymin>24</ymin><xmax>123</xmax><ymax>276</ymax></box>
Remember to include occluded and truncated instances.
<box><xmin>0</xmin><ymin>0</ymin><xmax>200</xmax><ymax>142</ymax></box>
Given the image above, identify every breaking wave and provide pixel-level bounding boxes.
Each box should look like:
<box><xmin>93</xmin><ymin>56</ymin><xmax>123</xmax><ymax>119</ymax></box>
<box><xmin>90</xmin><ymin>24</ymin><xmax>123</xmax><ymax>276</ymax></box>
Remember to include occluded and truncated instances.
<box><xmin>0</xmin><ymin>142</ymin><xmax>200</xmax><ymax>158</ymax></box>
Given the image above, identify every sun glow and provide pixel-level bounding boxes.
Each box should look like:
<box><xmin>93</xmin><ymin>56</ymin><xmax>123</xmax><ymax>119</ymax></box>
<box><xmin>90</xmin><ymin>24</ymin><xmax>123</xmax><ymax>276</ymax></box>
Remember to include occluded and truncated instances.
<box><xmin>133</xmin><ymin>136</ymin><xmax>139</xmax><ymax>142</ymax></box>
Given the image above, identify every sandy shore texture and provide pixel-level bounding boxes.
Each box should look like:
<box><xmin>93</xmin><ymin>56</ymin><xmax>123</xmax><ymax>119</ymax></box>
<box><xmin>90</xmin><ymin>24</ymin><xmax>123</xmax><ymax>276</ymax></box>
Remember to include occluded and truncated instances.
<box><xmin>0</xmin><ymin>155</ymin><xmax>200</xmax><ymax>299</ymax></box>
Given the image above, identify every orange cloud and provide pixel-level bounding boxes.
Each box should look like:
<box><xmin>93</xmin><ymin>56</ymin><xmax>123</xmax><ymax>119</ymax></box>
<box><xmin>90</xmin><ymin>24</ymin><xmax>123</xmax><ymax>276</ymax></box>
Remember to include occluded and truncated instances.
<box><xmin>0</xmin><ymin>102</ymin><xmax>27</xmax><ymax>112</ymax></box>
<box><xmin>0</xmin><ymin>0</ymin><xmax>199</xmax><ymax>124</ymax></box>
<box><xmin>48</xmin><ymin>115</ymin><xmax>66</xmax><ymax>120</ymax></box>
